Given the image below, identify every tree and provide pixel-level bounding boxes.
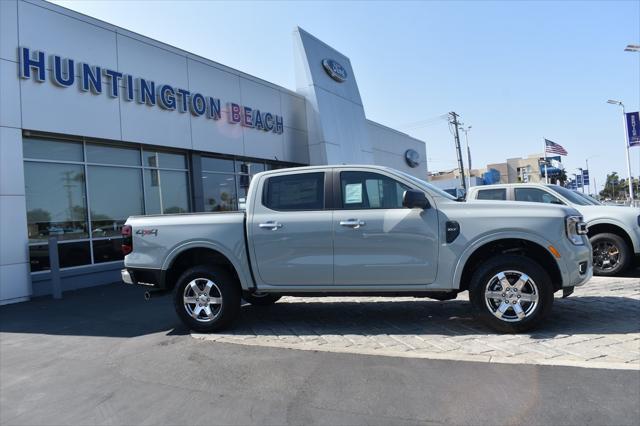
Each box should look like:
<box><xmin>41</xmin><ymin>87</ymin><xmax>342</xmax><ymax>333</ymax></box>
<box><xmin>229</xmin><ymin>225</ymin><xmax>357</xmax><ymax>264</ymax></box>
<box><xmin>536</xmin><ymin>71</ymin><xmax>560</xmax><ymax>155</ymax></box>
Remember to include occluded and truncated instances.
<box><xmin>550</xmin><ymin>169</ymin><xmax>567</xmax><ymax>186</ymax></box>
<box><xmin>599</xmin><ymin>172</ymin><xmax>621</xmax><ymax>200</ymax></box>
<box><xmin>27</xmin><ymin>208</ymin><xmax>51</xmax><ymax>224</ymax></box>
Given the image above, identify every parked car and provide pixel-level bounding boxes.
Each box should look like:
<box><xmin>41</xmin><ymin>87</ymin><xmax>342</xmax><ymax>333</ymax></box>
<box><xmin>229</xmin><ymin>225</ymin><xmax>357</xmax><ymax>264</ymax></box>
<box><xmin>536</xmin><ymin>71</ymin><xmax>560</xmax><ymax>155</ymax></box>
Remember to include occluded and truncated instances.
<box><xmin>121</xmin><ymin>166</ymin><xmax>591</xmax><ymax>333</ymax></box>
<box><xmin>468</xmin><ymin>183</ymin><xmax>640</xmax><ymax>276</ymax></box>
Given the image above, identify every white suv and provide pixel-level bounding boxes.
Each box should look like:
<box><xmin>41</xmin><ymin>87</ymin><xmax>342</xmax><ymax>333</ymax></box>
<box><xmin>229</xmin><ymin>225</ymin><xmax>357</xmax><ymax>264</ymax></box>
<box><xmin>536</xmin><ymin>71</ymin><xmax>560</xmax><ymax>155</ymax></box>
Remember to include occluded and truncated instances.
<box><xmin>468</xmin><ymin>184</ymin><xmax>640</xmax><ymax>276</ymax></box>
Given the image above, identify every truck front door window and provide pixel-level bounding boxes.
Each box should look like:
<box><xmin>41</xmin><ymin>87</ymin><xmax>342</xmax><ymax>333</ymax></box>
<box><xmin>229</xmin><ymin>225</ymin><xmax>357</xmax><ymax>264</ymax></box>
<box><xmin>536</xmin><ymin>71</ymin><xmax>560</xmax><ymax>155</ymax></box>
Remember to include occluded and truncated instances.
<box><xmin>340</xmin><ymin>171</ymin><xmax>409</xmax><ymax>209</ymax></box>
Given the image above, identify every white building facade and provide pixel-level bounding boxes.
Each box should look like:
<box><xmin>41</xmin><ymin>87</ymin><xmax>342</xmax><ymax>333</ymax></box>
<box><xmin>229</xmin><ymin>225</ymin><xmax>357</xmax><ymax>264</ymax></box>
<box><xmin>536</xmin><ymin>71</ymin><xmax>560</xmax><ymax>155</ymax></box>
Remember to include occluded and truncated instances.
<box><xmin>0</xmin><ymin>0</ymin><xmax>427</xmax><ymax>304</ymax></box>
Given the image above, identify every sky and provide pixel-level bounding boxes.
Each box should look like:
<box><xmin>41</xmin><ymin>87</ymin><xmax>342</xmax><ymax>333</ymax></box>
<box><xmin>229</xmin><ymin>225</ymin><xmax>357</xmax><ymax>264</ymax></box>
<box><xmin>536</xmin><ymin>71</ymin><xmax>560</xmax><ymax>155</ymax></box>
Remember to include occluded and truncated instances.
<box><xmin>52</xmin><ymin>0</ymin><xmax>640</xmax><ymax>193</ymax></box>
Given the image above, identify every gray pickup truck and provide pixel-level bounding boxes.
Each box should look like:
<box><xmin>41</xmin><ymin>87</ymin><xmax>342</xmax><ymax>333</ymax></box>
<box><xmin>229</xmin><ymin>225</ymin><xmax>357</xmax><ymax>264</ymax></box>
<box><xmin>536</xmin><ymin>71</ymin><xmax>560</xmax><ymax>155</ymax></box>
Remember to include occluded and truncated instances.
<box><xmin>121</xmin><ymin>165</ymin><xmax>592</xmax><ymax>333</ymax></box>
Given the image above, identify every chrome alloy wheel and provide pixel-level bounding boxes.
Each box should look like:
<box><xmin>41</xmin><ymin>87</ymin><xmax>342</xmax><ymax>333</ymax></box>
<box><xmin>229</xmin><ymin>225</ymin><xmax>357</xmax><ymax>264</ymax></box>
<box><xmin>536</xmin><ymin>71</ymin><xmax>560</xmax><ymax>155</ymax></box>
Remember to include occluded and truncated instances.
<box><xmin>484</xmin><ymin>270</ymin><xmax>539</xmax><ymax>323</ymax></box>
<box><xmin>593</xmin><ymin>241</ymin><xmax>620</xmax><ymax>272</ymax></box>
<box><xmin>183</xmin><ymin>278</ymin><xmax>223</xmax><ymax>323</ymax></box>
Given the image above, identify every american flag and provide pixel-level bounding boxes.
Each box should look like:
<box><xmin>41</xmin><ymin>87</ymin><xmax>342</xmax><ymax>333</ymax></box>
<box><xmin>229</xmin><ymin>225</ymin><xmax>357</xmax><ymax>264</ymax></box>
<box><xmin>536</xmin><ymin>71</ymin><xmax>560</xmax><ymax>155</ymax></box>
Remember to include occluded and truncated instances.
<box><xmin>545</xmin><ymin>139</ymin><xmax>568</xmax><ymax>156</ymax></box>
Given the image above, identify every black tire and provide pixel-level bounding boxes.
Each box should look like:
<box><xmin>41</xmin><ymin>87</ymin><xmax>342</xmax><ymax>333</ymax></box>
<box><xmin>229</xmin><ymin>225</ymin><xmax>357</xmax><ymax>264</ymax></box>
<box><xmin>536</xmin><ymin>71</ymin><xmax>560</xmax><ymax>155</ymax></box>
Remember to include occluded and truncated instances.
<box><xmin>469</xmin><ymin>255</ymin><xmax>554</xmax><ymax>333</ymax></box>
<box><xmin>173</xmin><ymin>265</ymin><xmax>241</xmax><ymax>333</ymax></box>
<box><xmin>242</xmin><ymin>292</ymin><xmax>282</xmax><ymax>306</ymax></box>
<box><xmin>590</xmin><ymin>233</ymin><xmax>631</xmax><ymax>276</ymax></box>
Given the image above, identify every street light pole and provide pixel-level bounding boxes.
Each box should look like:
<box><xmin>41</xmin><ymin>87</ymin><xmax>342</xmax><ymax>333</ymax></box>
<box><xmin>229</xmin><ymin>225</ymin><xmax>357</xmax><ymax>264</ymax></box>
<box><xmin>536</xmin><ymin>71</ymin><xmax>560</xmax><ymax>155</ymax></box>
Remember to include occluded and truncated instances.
<box><xmin>607</xmin><ymin>100</ymin><xmax>634</xmax><ymax>201</ymax></box>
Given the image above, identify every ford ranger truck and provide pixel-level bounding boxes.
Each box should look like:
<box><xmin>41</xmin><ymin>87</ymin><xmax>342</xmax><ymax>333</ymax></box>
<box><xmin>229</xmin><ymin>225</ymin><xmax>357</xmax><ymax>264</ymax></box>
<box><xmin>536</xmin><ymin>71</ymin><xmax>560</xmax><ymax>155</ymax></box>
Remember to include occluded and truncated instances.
<box><xmin>121</xmin><ymin>165</ymin><xmax>592</xmax><ymax>333</ymax></box>
<box><xmin>467</xmin><ymin>183</ymin><xmax>640</xmax><ymax>276</ymax></box>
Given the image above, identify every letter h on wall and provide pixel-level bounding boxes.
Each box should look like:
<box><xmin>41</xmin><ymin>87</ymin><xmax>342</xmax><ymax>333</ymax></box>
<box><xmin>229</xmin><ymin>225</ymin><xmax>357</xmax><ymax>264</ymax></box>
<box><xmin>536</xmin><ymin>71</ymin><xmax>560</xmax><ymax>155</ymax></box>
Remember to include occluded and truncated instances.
<box><xmin>19</xmin><ymin>47</ymin><xmax>46</xmax><ymax>82</ymax></box>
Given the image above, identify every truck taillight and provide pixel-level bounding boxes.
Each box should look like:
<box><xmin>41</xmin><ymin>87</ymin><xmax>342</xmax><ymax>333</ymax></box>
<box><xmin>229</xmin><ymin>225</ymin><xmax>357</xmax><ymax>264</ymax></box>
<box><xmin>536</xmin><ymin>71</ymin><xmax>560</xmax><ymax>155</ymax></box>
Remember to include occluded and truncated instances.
<box><xmin>121</xmin><ymin>225</ymin><xmax>132</xmax><ymax>255</ymax></box>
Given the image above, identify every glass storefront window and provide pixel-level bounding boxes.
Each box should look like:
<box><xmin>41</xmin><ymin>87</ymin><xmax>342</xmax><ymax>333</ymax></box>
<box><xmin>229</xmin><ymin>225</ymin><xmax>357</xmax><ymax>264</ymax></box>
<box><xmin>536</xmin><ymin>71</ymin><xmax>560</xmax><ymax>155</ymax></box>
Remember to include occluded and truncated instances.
<box><xmin>144</xmin><ymin>169</ymin><xmax>190</xmax><ymax>214</ymax></box>
<box><xmin>86</xmin><ymin>143</ymin><xmax>141</xmax><ymax>166</ymax></box>
<box><xmin>28</xmin><ymin>242</ymin><xmax>92</xmax><ymax>272</ymax></box>
<box><xmin>202</xmin><ymin>173</ymin><xmax>237</xmax><ymax>211</ymax></box>
<box><xmin>28</xmin><ymin>244</ymin><xmax>49</xmax><ymax>272</ymax></box>
<box><xmin>202</xmin><ymin>157</ymin><xmax>235</xmax><ymax>173</ymax></box>
<box><xmin>143</xmin><ymin>149</ymin><xmax>186</xmax><ymax>169</ymax></box>
<box><xmin>58</xmin><ymin>241</ymin><xmax>92</xmax><ymax>268</ymax></box>
<box><xmin>24</xmin><ymin>162</ymin><xmax>88</xmax><ymax>242</ymax></box>
<box><xmin>24</xmin><ymin>137</ymin><xmax>194</xmax><ymax>272</ymax></box>
<box><xmin>88</xmin><ymin>166</ymin><xmax>143</xmax><ymax>237</ymax></box>
<box><xmin>235</xmin><ymin>161</ymin><xmax>266</xmax><ymax>175</ymax></box>
<box><xmin>23</xmin><ymin>138</ymin><xmax>83</xmax><ymax>162</ymax></box>
<box><xmin>93</xmin><ymin>238</ymin><xmax>124</xmax><ymax>263</ymax></box>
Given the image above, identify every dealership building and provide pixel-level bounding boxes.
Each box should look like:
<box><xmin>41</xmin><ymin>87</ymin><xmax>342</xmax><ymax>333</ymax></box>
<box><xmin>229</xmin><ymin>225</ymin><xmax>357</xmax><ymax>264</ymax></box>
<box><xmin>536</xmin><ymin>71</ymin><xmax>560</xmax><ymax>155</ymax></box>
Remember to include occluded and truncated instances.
<box><xmin>0</xmin><ymin>0</ymin><xmax>427</xmax><ymax>304</ymax></box>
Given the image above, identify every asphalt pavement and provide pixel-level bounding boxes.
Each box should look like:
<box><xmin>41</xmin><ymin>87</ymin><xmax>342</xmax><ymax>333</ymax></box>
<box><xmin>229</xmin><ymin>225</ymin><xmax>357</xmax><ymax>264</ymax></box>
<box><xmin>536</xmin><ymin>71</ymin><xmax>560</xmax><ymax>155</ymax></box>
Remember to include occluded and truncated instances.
<box><xmin>1</xmin><ymin>280</ymin><xmax>639</xmax><ymax>426</ymax></box>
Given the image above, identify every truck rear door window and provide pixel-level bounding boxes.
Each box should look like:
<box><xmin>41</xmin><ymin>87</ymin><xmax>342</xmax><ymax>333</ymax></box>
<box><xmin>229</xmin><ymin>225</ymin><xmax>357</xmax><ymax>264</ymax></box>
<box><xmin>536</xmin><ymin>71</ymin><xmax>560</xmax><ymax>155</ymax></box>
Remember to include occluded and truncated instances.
<box><xmin>263</xmin><ymin>172</ymin><xmax>325</xmax><ymax>211</ymax></box>
<box><xmin>476</xmin><ymin>188</ymin><xmax>506</xmax><ymax>200</ymax></box>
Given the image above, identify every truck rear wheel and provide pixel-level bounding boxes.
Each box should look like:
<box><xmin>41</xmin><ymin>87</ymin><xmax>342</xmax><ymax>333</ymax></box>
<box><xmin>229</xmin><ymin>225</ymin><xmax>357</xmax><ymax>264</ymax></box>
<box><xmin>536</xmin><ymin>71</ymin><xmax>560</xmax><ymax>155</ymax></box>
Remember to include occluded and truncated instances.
<box><xmin>173</xmin><ymin>265</ymin><xmax>241</xmax><ymax>333</ymax></box>
<box><xmin>469</xmin><ymin>255</ymin><xmax>554</xmax><ymax>333</ymax></box>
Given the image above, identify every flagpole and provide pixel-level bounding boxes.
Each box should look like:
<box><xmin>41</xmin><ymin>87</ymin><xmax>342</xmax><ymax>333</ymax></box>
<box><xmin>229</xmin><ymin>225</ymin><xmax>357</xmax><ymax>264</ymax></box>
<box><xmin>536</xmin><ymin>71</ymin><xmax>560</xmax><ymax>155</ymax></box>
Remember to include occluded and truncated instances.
<box><xmin>543</xmin><ymin>138</ymin><xmax>549</xmax><ymax>184</ymax></box>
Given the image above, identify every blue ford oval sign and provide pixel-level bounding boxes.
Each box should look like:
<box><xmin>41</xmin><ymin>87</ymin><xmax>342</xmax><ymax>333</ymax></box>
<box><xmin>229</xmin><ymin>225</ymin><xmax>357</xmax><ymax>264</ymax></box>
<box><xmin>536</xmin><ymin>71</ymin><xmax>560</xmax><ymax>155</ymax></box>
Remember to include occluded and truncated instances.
<box><xmin>405</xmin><ymin>149</ymin><xmax>420</xmax><ymax>168</ymax></box>
<box><xmin>322</xmin><ymin>59</ymin><xmax>348</xmax><ymax>83</ymax></box>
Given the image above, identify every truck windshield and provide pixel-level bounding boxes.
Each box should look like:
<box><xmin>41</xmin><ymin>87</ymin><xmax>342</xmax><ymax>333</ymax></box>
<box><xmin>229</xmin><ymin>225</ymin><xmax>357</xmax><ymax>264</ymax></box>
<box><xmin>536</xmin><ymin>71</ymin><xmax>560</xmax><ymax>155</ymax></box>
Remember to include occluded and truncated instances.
<box><xmin>546</xmin><ymin>185</ymin><xmax>592</xmax><ymax>206</ymax></box>
<box><xmin>394</xmin><ymin>170</ymin><xmax>459</xmax><ymax>201</ymax></box>
<box><xmin>573</xmin><ymin>191</ymin><xmax>602</xmax><ymax>205</ymax></box>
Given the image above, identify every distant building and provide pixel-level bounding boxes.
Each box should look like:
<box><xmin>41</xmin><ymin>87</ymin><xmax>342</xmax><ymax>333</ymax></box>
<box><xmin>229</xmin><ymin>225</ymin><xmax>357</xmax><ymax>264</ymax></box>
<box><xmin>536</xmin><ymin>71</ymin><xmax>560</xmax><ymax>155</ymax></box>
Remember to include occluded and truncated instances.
<box><xmin>428</xmin><ymin>153</ymin><xmax>564</xmax><ymax>191</ymax></box>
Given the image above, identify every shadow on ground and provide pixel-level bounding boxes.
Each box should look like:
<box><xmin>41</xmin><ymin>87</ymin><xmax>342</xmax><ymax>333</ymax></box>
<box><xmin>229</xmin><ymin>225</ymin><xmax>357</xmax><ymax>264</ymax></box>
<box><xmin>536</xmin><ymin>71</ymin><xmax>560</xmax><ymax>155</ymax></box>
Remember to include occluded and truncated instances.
<box><xmin>0</xmin><ymin>284</ymin><xmax>188</xmax><ymax>338</ymax></box>
<box><xmin>1</xmin><ymin>282</ymin><xmax>638</xmax><ymax>339</ymax></box>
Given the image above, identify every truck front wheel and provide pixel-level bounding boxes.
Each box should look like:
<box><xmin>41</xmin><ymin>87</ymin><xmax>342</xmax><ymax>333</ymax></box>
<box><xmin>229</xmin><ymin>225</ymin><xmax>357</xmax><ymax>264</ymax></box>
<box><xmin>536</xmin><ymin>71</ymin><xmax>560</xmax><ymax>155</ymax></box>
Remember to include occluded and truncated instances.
<box><xmin>469</xmin><ymin>255</ymin><xmax>554</xmax><ymax>333</ymax></box>
<box><xmin>591</xmin><ymin>233</ymin><xmax>630</xmax><ymax>276</ymax></box>
<box><xmin>174</xmin><ymin>266</ymin><xmax>241</xmax><ymax>333</ymax></box>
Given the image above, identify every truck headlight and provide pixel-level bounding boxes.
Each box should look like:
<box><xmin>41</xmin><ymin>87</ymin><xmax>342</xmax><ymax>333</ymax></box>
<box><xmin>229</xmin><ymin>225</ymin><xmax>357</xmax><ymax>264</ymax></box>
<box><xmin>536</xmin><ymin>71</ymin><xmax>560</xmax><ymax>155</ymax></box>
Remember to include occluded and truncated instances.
<box><xmin>566</xmin><ymin>215</ymin><xmax>587</xmax><ymax>245</ymax></box>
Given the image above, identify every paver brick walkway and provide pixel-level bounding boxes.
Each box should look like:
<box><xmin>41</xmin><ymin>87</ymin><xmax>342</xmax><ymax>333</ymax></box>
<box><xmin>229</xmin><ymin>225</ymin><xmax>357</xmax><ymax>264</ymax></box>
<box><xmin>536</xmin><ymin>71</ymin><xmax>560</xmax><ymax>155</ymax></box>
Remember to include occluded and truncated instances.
<box><xmin>194</xmin><ymin>276</ymin><xmax>640</xmax><ymax>369</ymax></box>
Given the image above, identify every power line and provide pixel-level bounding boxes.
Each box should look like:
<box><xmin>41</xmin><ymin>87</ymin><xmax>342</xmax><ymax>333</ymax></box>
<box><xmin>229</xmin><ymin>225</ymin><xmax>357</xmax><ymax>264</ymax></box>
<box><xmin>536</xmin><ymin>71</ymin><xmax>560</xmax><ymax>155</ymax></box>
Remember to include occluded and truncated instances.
<box><xmin>397</xmin><ymin>114</ymin><xmax>449</xmax><ymax>130</ymax></box>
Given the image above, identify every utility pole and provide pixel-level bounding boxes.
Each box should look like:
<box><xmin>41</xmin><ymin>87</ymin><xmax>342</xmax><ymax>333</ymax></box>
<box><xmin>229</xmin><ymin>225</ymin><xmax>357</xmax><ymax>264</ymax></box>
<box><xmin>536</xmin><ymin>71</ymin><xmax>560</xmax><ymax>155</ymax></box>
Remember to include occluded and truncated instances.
<box><xmin>460</xmin><ymin>125</ymin><xmax>473</xmax><ymax>190</ymax></box>
<box><xmin>585</xmin><ymin>158</ymin><xmax>591</xmax><ymax>196</ymax></box>
<box><xmin>449</xmin><ymin>112</ymin><xmax>467</xmax><ymax>193</ymax></box>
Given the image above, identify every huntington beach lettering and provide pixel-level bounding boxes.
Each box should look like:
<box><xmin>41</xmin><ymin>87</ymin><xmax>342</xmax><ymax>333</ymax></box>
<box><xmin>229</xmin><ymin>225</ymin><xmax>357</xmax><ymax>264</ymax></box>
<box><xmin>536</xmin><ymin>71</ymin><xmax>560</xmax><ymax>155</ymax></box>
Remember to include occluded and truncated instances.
<box><xmin>18</xmin><ymin>47</ymin><xmax>284</xmax><ymax>134</ymax></box>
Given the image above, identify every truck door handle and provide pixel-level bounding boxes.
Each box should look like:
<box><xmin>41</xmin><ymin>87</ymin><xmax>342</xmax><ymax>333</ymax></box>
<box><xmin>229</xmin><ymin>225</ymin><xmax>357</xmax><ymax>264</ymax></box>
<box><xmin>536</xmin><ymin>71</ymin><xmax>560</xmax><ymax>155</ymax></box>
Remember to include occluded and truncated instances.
<box><xmin>339</xmin><ymin>219</ymin><xmax>366</xmax><ymax>229</ymax></box>
<box><xmin>259</xmin><ymin>221</ymin><xmax>283</xmax><ymax>230</ymax></box>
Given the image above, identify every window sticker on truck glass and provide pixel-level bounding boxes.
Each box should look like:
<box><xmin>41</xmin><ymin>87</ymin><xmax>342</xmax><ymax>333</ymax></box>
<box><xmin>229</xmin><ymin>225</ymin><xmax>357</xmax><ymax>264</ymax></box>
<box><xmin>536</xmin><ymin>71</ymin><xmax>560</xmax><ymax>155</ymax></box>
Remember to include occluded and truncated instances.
<box><xmin>345</xmin><ymin>183</ymin><xmax>363</xmax><ymax>204</ymax></box>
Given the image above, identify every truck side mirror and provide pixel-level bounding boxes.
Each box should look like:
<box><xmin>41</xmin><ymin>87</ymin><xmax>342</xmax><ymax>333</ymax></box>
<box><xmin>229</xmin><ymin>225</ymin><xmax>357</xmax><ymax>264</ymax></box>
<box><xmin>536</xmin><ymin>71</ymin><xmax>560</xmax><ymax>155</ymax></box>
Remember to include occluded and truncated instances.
<box><xmin>403</xmin><ymin>189</ymin><xmax>430</xmax><ymax>209</ymax></box>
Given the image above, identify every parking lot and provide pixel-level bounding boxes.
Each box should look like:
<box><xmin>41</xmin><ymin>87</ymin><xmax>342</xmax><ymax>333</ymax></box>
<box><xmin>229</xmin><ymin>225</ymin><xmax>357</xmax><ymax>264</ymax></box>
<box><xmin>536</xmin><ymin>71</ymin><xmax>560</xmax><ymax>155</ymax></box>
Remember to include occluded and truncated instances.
<box><xmin>1</xmin><ymin>272</ymin><xmax>639</xmax><ymax>425</ymax></box>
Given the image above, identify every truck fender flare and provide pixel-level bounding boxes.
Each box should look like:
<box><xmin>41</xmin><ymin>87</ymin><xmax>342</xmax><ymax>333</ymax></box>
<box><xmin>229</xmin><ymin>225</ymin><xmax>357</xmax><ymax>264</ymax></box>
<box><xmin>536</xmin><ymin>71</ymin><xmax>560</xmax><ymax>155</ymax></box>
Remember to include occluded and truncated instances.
<box><xmin>162</xmin><ymin>240</ymin><xmax>252</xmax><ymax>291</ymax></box>
<box><xmin>452</xmin><ymin>231</ymin><xmax>563</xmax><ymax>289</ymax></box>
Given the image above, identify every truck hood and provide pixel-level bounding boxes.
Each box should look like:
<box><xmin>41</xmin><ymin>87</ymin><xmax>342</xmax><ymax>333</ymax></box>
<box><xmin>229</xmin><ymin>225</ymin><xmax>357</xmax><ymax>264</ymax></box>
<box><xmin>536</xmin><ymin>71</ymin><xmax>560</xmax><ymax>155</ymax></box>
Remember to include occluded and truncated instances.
<box><xmin>453</xmin><ymin>199</ymin><xmax>581</xmax><ymax>218</ymax></box>
<box><xmin>573</xmin><ymin>205</ymin><xmax>640</xmax><ymax>226</ymax></box>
